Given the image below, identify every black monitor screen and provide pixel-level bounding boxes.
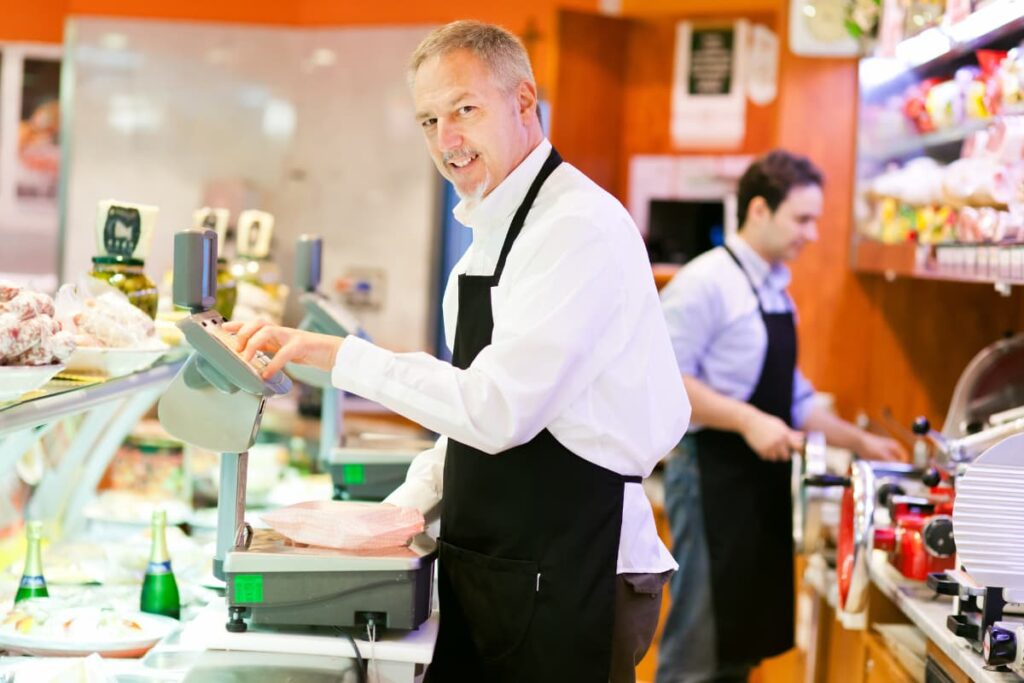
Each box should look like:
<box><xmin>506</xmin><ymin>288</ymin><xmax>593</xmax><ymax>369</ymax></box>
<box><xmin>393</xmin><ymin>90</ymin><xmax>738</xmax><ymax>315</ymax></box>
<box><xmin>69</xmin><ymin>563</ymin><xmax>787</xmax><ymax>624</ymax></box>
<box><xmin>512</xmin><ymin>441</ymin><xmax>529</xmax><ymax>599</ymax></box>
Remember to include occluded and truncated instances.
<box><xmin>646</xmin><ymin>199</ymin><xmax>725</xmax><ymax>264</ymax></box>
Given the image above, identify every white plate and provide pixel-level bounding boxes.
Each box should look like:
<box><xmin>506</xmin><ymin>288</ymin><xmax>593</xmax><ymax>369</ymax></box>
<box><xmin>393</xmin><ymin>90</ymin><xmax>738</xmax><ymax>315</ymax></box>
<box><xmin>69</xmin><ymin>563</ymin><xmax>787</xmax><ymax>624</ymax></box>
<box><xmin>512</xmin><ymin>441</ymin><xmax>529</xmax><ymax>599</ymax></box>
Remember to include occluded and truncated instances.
<box><xmin>64</xmin><ymin>345</ymin><xmax>168</xmax><ymax>378</ymax></box>
<box><xmin>0</xmin><ymin>363</ymin><xmax>65</xmax><ymax>402</ymax></box>
<box><xmin>0</xmin><ymin>607</ymin><xmax>179</xmax><ymax>658</ymax></box>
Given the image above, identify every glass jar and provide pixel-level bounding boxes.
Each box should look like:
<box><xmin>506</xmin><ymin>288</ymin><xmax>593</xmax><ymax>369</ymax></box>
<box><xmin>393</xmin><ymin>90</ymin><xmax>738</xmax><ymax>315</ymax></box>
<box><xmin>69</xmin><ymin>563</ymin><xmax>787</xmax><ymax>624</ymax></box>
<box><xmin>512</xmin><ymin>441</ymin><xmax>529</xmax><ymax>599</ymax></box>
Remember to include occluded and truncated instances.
<box><xmin>90</xmin><ymin>256</ymin><xmax>158</xmax><ymax>319</ymax></box>
<box><xmin>215</xmin><ymin>259</ymin><xmax>238</xmax><ymax>320</ymax></box>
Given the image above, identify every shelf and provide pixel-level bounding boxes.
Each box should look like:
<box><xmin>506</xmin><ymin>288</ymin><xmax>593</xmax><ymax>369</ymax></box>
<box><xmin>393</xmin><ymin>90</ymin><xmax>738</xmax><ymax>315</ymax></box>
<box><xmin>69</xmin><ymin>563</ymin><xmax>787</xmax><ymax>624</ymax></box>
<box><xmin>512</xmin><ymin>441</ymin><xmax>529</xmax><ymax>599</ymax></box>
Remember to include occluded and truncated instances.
<box><xmin>865</xmin><ymin>120</ymin><xmax>988</xmax><ymax>162</ymax></box>
<box><xmin>852</xmin><ymin>238</ymin><xmax>1024</xmax><ymax>288</ymax></box>
<box><xmin>861</xmin><ymin>0</ymin><xmax>1024</xmax><ymax>97</ymax></box>
<box><xmin>0</xmin><ymin>358</ymin><xmax>185</xmax><ymax>437</ymax></box>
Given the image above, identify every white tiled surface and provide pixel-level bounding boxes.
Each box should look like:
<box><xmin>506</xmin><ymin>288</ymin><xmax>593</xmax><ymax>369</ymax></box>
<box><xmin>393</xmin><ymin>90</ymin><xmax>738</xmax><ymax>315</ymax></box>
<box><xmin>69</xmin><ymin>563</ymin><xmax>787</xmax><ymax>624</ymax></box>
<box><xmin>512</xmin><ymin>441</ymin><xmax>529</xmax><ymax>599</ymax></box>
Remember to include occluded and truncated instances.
<box><xmin>64</xmin><ymin>19</ymin><xmax>438</xmax><ymax>351</ymax></box>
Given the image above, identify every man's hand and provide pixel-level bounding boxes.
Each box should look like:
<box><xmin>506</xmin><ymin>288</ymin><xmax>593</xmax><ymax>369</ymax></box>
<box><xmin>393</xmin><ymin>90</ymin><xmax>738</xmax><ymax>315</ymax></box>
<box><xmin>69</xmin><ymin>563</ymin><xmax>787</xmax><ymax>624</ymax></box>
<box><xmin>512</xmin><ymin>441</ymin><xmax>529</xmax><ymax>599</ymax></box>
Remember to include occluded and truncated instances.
<box><xmin>740</xmin><ymin>411</ymin><xmax>804</xmax><ymax>462</ymax></box>
<box><xmin>222</xmin><ymin>319</ymin><xmax>344</xmax><ymax>379</ymax></box>
<box><xmin>857</xmin><ymin>432</ymin><xmax>908</xmax><ymax>462</ymax></box>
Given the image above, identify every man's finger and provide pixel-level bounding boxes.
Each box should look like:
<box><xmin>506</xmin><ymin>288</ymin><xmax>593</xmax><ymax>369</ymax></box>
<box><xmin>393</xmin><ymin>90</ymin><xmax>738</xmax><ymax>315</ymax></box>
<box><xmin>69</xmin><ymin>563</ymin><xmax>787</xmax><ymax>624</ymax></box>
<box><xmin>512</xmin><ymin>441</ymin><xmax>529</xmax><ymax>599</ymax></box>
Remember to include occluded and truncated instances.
<box><xmin>242</xmin><ymin>326</ymin><xmax>278</xmax><ymax>362</ymax></box>
<box><xmin>233</xmin><ymin>319</ymin><xmax>269</xmax><ymax>352</ymax></box>
<box><xmin>262</xmin><ymin>342</ymin><xmax>297</xmax><ymax>379</ymax></box>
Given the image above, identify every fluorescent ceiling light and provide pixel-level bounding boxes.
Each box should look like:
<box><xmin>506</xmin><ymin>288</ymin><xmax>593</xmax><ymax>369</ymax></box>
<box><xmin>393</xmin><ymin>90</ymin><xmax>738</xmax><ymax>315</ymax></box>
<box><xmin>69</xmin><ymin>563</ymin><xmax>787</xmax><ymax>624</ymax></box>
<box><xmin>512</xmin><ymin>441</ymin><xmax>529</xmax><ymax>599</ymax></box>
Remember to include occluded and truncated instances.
<box><xmin>100</xmin><ymin>33</ymin><xmax>127</xmax><ymax>50</ymax></box>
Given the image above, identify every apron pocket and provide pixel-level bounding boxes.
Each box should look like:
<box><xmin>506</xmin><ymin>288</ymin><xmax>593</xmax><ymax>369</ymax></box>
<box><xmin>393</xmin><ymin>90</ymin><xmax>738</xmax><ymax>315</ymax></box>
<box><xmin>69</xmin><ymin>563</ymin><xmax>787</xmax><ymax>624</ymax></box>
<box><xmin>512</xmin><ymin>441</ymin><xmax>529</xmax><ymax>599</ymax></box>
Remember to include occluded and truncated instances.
<box><xmin>439</xmin><ymin>540</ymin><xmax>539</xmax><ymax>662</ymax></box>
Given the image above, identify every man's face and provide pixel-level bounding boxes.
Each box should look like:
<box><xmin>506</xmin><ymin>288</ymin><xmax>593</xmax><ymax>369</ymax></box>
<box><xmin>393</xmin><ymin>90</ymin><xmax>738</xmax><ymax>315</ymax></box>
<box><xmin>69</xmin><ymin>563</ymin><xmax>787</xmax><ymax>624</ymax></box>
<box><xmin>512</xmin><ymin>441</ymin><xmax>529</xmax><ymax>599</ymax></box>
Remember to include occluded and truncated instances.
<box><xmin>754</xmin><ymin>184</ymin><xmax>823</xmax><ymax>262</ymax></box>
<box><xmin>413</xmin><ymin>49</ymin><xmax>535</xmax><ymax>202</ymax></box>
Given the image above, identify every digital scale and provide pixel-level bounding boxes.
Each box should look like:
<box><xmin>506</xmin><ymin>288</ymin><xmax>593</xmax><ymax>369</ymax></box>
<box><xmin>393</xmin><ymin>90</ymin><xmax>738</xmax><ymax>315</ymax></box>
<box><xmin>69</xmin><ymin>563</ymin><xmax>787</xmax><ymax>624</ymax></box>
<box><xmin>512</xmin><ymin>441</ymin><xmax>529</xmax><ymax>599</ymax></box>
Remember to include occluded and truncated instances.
<box><xmin>157</xmin><ymin>228</ymin><xmax>435</xmax><ymax>636</ymax></box>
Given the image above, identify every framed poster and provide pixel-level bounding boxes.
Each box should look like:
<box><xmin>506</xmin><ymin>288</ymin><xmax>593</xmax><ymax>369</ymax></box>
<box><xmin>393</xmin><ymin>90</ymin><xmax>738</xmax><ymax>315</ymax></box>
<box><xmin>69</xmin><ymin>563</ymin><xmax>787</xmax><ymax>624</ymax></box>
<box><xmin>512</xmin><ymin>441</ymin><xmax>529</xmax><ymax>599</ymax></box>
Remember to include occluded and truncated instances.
<box><xmin>16</xmin><ymin>57</ymin><xmax>61</xmax><ymax>205</ymax></box>
<box><xmin>671</xmin><ymin>21</ymin><xmax>748</xmax><ymax>148</ymax></box>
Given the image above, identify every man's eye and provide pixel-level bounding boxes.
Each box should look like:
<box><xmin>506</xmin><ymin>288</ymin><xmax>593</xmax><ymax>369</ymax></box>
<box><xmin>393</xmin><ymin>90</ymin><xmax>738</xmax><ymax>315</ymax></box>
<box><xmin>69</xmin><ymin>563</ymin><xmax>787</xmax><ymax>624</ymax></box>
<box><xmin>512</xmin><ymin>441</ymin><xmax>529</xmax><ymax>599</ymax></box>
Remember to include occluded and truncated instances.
<box><xmin>458</xmin><ymin>106</ymin><xmax>475</xmax><ymax>115</ymax></box>
<box><xmin>421</xmin><ymin>118</ymin><xmax>437</xmax><ymax>129</ymax></box>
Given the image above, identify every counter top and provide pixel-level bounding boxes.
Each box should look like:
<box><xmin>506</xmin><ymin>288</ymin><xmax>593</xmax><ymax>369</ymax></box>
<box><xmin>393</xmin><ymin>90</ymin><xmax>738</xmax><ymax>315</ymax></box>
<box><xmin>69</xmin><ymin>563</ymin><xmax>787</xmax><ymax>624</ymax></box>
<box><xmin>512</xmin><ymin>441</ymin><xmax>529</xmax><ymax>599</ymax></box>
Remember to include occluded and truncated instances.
<box><xmin>176</xmin><ymin>597</ymin><xmax>437</xmax><ymax>663</ymax></box>
<box><xmin>864</xmin><ymin>551</ymin><xmax>1018</xmax><ymax>681</ymax></box>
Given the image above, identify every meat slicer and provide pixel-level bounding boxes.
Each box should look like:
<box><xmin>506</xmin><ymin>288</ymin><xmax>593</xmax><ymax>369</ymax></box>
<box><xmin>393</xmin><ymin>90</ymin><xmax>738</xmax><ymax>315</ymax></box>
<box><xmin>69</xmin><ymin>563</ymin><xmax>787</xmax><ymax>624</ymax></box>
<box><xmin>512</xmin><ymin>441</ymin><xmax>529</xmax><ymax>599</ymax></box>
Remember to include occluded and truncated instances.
<box><xmin>157</xmin><ymin>228</ymin><xmax>435</xmax><ymax>634</ymax></box>
<box><xmin>814</xmin><ymin>334</ymin><xmax>1024</xmax><ymax>621</ymax></box>
<box><xmin>930</xmin><ymin>431</ymin><xmax>1024</xmax><ymax>665</ymax></box>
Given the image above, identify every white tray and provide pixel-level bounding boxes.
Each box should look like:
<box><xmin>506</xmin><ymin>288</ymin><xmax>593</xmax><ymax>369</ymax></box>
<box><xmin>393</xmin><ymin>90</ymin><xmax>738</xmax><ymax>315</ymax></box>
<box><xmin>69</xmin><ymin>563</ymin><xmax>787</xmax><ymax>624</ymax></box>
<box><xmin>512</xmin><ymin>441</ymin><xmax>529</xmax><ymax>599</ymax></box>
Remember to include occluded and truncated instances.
<box><xmin>64</xmin><ymin>346</ymin><xmax>168</xmax><ymax>378</ymax></box>
<box><xmin>0</xmin><ymin>363</ymin><xmax>65</xmax><ymax>402</ymax></box>
<box><xmin>0</xmin><ymin>607</ymin><xmax>178</xmax><ymax>658</ymax></box>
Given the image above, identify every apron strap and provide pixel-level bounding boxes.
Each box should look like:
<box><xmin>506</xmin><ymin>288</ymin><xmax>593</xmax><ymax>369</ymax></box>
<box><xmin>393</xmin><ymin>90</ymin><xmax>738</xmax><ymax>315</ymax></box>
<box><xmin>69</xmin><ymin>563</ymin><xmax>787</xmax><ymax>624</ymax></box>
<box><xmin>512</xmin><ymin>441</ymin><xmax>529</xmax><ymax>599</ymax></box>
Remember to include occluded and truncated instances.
<box><xmin>491</xmin><ymin>147</ymin><xmax>563</xmax><ymax>283</ymax></box>
<box><xmin>722</xmin><ymin>244</ymin><xmax>766</xmax><ymax>316</ymax></box>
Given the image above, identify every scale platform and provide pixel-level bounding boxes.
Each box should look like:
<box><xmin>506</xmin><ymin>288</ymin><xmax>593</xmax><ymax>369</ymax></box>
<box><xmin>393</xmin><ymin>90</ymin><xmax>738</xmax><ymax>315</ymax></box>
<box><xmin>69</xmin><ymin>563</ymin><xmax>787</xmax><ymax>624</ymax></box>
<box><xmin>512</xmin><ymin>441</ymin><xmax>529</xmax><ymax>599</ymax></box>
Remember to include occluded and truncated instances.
<box><xmin>224</xmin><ymin>530</ymin><xmax>436</xmax><ymax>631</ymax></box>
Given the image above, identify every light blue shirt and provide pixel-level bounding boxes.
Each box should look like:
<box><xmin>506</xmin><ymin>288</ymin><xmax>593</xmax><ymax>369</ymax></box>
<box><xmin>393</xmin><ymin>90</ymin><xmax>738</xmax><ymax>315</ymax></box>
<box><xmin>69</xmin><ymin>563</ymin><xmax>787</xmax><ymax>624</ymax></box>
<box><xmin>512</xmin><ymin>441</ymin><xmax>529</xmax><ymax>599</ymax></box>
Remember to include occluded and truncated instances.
<box><xmin>660</xmin><ymin>234</ymin><xmax>816</xmax><ymax>431</ymax></box>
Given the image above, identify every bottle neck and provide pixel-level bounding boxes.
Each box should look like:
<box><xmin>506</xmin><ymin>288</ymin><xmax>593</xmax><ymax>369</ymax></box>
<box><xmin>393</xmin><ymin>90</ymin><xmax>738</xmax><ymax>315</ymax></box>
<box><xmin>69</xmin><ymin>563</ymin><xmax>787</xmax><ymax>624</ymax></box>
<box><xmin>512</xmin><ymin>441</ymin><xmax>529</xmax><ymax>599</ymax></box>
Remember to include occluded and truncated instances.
<box><xmin>23</xmin><ymin>536</ymin><xmax>43</xmax><ymax>578</ymax></box>
<box><xmin>149</xmin><ymin>519</ymin><xmax>170</xmax><ymax>565</ymax></box>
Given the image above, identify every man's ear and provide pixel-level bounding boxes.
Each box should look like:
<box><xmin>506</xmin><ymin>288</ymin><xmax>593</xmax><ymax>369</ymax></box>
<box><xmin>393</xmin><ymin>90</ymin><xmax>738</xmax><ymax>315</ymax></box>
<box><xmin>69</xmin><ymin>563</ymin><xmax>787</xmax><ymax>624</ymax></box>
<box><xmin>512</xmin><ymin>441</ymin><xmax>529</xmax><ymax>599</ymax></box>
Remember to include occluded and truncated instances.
<box><xmin>747</xmin><ymin>196</ymin><xmax>770</xmax><ymax>224</ymax></box>
<box><xmin>517</xmin><ymin>80</ymin><xmax>538</xmax><ymax>119</ymax></box>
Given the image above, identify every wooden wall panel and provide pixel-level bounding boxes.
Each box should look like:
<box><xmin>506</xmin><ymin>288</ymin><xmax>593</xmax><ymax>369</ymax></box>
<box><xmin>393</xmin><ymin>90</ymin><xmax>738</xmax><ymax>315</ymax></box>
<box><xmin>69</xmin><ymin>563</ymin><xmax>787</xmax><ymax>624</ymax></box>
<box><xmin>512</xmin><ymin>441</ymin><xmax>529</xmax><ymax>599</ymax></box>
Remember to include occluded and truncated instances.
<box><xmin>619</xmin><ymin>14</ymin><xmax>778</xmax><ymax>198</ymax></box>
<box><xmin>551</xmin><ymin>11</ymin><xmax>630</xmax><ymax>194</ymax></box>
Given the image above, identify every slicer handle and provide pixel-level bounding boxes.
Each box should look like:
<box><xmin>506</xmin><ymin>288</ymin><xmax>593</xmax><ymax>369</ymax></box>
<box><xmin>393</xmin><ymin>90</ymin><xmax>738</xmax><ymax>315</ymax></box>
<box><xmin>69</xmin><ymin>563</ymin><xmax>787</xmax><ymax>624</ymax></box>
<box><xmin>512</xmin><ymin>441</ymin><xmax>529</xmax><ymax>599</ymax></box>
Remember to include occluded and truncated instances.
<box><xmin>802</xmin><ymin>474</ymin><xmax>851</xmax><ymax>488</ymax></box>
<box><xmin>913</xmin><ymin>417</ymin><xmax>931</xmax><ymax>435</ymax></box>
<box><xmin>947</xmin><ymin>614</ymin><xmax>979</xmax><ymax>640</ymax></box>
<box><xmin>928</xmin><ymin>571</ymin><xmax>959</xmax><ymax>596</ymax></box>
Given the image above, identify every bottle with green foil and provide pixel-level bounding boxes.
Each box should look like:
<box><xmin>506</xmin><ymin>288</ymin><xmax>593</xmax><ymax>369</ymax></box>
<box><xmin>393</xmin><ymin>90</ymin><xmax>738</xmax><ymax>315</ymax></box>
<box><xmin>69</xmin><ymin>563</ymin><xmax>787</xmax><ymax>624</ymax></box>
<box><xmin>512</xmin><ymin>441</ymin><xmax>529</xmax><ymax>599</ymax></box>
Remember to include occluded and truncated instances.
<box><xmin>140</xmin><ymin>510</ymin><xmax>180</xmax><ymax>619</ymax></box>
<box><xmin>15</xmin><ymin>521</ymin><xmax>48</xmax><ymax>603</ymax></box>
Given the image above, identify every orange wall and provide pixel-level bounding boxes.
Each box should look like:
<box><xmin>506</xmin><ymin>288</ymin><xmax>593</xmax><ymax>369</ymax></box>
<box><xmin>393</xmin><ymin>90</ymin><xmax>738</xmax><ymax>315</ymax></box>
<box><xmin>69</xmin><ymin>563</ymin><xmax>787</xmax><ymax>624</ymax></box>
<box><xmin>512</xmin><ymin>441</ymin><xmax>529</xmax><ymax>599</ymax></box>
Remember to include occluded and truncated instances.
<box><xmin>3</xmin><ymin>1</ymin><xmax>598</xmax><ymax>92</ymax></box>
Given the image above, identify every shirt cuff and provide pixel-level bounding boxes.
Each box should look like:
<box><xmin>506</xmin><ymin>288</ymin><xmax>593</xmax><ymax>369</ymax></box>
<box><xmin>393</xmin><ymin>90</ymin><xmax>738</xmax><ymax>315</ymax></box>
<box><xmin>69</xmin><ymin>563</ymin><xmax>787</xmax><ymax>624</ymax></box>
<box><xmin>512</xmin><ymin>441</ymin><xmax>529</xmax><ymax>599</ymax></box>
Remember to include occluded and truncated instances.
<box><xmin>384</xmin><ymin>480</ymin><xmax>442</xmax><ymax>519</ymax></box>
<box><xmin>331</xmin><ymin>335</ymin><xmax>393</xmax><ymax>401</ymax></box>
<box><xmin>791</xmin><ymin>391</ymin><xmax>816</xmax><ymax>429</ymax></box>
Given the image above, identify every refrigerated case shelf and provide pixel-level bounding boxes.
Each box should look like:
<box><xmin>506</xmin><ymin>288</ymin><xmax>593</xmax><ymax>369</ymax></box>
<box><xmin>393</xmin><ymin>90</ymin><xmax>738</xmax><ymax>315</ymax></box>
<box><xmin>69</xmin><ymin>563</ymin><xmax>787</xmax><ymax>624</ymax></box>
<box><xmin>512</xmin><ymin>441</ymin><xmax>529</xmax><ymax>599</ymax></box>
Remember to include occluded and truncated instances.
<box><xmin>852</xmin><ymin>238</ymin><xmax>1024</xmax><ymax>288</ymax></box>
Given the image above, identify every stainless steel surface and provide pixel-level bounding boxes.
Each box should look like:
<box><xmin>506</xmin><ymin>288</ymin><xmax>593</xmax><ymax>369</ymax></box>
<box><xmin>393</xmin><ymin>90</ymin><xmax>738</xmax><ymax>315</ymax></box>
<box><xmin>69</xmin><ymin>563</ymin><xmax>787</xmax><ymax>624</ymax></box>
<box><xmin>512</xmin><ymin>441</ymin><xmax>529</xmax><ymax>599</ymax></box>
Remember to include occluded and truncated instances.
<box><xmin>943</xmin><ymin>333</ymin><xmax>1024</xmax><ymax>439</ymax></box>
<box><xmin>183</xmin><ymin>651</ymin><xmax>358</xmax><ymax>683</ymax></box>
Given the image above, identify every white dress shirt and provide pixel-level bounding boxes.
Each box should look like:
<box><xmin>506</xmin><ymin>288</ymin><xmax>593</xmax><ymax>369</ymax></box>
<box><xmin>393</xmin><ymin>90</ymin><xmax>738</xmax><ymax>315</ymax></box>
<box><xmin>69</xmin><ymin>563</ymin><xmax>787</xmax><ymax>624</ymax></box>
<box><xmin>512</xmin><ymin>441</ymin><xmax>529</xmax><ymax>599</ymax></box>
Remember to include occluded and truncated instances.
<box><xmin>659</xmin><ymin>234</ymin><xmax>816</xmax><ymax>431</ymax></box>
<box><xmin>332</xmin><ymin>139</ymin><xmax>690</xmax><ymax>574</ymax></box>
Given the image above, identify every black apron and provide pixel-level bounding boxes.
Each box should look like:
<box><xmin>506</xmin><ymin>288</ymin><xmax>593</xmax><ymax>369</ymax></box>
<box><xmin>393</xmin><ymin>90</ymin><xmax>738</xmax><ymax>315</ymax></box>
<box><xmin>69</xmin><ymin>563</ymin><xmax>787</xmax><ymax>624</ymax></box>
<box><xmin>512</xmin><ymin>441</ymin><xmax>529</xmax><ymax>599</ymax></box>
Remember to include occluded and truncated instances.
<box><xmin>424</xmin><ymin>148</ymin><xmax>639</xmax><ymax>683</ymax></box>
<box><xmin>694</xmin><ymin>245</ymin><xmax>797</xmax><ymax>666</ymax></box>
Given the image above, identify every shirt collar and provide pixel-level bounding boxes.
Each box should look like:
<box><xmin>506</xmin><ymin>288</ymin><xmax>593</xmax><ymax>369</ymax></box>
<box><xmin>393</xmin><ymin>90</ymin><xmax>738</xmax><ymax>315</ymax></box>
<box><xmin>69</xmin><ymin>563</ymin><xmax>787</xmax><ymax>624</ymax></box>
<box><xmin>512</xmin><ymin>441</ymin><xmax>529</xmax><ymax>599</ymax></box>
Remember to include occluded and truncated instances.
<box><xmin>452</xmin><ymin>138</ymin><xmax>552</xmax><ymax>232</ymax></box>
<box><xmin>726</xmin><ymin>234</ymin><xmax>791</xmax><ymax>291</ymax></box>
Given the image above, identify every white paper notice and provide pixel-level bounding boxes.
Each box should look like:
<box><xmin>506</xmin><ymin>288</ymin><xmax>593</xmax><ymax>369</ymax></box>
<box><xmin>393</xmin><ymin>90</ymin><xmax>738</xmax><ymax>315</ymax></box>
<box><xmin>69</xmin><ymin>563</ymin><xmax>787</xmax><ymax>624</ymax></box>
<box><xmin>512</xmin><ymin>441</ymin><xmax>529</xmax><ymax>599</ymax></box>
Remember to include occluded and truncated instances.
<box><xmin>671</xmin><ymin>20</ymin><xmax>748</xmax><ymax>149</ymax></box>
<box><xmin>746</xmin><ymin>23</ymin><xmax>778</xmax><ymax>106</ymax></box>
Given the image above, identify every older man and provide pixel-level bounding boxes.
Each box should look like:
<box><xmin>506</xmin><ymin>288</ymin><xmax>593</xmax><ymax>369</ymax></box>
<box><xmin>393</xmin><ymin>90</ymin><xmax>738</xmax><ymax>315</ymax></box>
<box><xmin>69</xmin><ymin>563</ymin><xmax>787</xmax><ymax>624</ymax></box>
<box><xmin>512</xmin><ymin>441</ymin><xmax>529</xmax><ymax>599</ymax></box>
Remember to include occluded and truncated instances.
<box><xmin>228</xmin><ymin>21</ymin><xmax>689</xmax><ymax>682</ymax></box>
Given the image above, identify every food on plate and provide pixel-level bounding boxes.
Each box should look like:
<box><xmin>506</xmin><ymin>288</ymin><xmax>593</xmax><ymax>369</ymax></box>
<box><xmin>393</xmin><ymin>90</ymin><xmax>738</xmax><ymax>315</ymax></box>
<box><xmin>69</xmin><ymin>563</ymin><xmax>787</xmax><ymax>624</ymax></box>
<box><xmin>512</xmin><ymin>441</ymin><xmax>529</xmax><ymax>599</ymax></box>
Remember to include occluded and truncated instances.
<box><xmin>0</xmin><ymin>284</ymin><xmax>75</xmax><ymax>366</ymax></box>
<box><xmin>0</xmin><ymin>601</ymin><xmax>145</xmax><ymax>641</ymax></box>
<box><xmin>75</xmin><ymin>293</ymin><xmax>158</xmax><ymax>348</ymax></box>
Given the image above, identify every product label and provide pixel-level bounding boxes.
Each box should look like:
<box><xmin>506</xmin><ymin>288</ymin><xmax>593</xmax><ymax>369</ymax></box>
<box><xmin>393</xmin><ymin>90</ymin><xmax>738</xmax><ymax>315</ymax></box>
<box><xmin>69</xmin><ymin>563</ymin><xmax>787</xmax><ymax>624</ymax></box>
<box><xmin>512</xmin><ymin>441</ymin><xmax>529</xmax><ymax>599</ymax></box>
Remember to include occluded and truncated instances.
<box><xmin>343</xmin><ymin>464</ymin><xmax>366</xmax><ymax>485</ymax></box>
<box><xmin>234</xmin><ymin>574</ymin><xmax>264</xmax><ymax>603</ymax></box>
<box><xmin>103</xmin><ymin>205</ymin><xmax>142</xmax><ymax>257</ymax></box>
<box><xmin>146</xmin><ymin>561</ymin><xmax>172</xmax><ymax>575</ymax></box>
<box><xmin>19</xmin><ymin>576</ymin><xmax>45</xmax><ymax>589</ymax></box>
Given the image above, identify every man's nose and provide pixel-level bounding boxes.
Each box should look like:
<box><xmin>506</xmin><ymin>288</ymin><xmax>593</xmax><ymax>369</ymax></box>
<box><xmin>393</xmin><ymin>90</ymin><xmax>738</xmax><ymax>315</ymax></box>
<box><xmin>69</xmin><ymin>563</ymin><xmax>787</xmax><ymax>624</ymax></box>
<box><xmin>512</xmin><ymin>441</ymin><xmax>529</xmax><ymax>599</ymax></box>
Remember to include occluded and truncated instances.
<box><xmin>437</xmin><ymin>119</ymin><xmax>462</xmax><ymax>151</ymax></box>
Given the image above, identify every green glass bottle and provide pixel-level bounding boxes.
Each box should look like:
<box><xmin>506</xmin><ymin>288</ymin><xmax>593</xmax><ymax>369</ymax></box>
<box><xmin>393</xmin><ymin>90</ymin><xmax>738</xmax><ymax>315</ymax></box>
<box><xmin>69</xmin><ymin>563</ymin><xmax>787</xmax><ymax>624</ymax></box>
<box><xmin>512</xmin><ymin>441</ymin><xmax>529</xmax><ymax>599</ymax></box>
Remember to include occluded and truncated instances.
<box><xmin>140</xmin><ymin>510</ymin><xmax>180</xmax><ymax>619</ymax></box>
<box><xmin>15</xmin><ymin>521</ymin><xmax>48</xmax><ymax>603</ymax></box>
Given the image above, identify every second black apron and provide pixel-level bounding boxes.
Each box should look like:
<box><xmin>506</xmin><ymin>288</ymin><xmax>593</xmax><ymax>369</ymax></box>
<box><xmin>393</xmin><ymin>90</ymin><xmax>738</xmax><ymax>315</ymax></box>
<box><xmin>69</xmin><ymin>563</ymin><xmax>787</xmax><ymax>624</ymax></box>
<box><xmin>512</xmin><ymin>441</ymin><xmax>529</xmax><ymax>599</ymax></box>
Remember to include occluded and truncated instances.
<box><xmin>693</xmin><ymin>244</ymin><xmax>797</xmax><ymax>666</ymax></box>
<box><xmin>424</xmin><ymin>148</ymin><xmax>639</xmax><ymax>682</ymax></box>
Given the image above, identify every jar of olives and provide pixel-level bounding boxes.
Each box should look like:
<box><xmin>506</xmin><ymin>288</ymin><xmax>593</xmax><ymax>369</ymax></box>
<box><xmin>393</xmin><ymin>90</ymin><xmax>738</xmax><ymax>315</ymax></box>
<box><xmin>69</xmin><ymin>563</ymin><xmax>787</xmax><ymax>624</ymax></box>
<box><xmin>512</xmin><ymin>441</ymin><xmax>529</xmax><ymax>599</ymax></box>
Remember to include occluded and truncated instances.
<box><xmin>90</xmin><ymin>256</ymin><xmax>159</xmax><ymax>319</ymax></box>
<box><xmin>215</xmin><ymin>258</ymin><xmax>238</xmax><ymax>320</ymax></box>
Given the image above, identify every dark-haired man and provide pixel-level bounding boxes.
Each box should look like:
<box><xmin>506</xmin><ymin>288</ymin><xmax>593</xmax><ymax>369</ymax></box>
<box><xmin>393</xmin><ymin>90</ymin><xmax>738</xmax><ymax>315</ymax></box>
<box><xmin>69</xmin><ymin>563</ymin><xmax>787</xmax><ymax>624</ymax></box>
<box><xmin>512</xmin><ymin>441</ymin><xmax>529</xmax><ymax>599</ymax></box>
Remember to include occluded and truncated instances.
<box><xmin>655</xmin><ymin>150</ymin><xmax>904</xmax><ymax>682</ymax></box>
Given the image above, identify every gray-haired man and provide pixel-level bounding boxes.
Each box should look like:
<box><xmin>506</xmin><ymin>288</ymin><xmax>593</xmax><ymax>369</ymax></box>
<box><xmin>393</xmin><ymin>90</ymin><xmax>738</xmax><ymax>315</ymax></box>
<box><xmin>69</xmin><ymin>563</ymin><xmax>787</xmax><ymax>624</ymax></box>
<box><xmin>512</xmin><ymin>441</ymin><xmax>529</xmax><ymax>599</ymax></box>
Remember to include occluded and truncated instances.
<box><xmin>229</xmin><ymin>20</ymin><xmax>689</xmax><ymax>682</ymax></box>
